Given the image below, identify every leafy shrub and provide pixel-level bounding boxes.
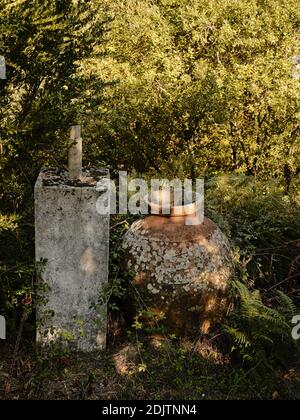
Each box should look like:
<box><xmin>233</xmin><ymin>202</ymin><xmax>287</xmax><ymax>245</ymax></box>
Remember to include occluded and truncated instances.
<box><xmin>205</xmin><ymin>174</ymin><xmax>300</xmax><ymax>291</ymax></box>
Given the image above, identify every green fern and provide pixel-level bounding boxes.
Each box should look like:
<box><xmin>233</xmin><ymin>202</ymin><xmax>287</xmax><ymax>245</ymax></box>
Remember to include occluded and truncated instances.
<box><xmin>226</xmin><ymin>281</ymin><xmax>299</xmax><ymax>365</ymax></box>
<box><xmin>276</xmin><ymin>290</ymin><xmax>297</xmax><ymax>319</ymax></box>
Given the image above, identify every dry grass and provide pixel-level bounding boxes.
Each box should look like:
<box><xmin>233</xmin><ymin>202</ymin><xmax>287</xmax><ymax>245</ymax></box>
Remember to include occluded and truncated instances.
<box><xmin>0</xmin><ymin>334</ymin><xmax>299</xmax><ymax>400</ymax></box>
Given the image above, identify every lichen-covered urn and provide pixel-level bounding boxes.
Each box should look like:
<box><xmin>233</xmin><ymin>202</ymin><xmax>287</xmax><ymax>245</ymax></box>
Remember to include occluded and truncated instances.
<box><xmin>123</xmin><ymin>215</ymin><xmax>233</xmax><ymax>336</ymax></box>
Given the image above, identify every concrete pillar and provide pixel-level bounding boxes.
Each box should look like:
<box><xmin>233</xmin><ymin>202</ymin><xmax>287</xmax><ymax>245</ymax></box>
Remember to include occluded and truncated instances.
<box><xmin>35</xmin><ymin>168</ymin><xmax>110</xmax><ymax>351</ymax></box>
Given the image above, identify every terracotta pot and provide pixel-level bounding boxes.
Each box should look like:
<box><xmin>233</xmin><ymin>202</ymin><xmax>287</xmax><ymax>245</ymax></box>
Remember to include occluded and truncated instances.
<box><xmin>123</xmin><ymin>213</ymin><xmax>233</xmax><ymax>336</ymax></box>
<box><xmin>144</xmin><ymin>188</ymin><xmax>202</xmax><ymax>217</ymax></box>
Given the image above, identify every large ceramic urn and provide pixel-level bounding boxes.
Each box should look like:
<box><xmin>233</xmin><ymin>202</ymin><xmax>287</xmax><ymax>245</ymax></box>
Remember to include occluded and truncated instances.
<box><xmin>123</xmin><ymin>193</ymin><xmax>233</xmax><ymax>336</ymax></box>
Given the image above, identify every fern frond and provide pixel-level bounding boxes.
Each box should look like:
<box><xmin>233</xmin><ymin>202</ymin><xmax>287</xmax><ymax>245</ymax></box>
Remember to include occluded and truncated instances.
<box><xmin>276</xmin><ymin>290</ymin><xmax>297</xmax><ymax>318</ymax></box>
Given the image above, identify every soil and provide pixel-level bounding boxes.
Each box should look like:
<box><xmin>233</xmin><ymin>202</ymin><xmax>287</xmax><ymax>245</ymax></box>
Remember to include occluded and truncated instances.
<box><xmin>41</xmin><ymin>167</ymin><xmax>109</xmax><ymax>187</ymax></box>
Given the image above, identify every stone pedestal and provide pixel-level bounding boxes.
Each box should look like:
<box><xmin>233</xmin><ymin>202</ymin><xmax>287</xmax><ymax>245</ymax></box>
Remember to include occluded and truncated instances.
<box><xmin>35</xmin><ymin>168</ymin><xmax>109</xmax><ymax>351</ymax></box>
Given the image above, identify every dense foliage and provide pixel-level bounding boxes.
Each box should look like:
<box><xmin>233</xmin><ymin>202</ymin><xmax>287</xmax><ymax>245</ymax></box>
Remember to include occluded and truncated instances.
<box><xmin>93</xmin><ymin>0</ymin><xmax>300</xmax><ymax>190</ymax></box>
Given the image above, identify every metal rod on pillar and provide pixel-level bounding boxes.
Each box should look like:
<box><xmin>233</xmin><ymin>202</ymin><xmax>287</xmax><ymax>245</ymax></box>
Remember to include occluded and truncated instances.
<box><xmin>0</xmin><ymin>56</ymin><xmax>6</xmax><ymax>80</ymax></box>
<box><xmin>68</xmin><ymin>125</ymin><xmax>82</xmax><ymax>180</ymax></box>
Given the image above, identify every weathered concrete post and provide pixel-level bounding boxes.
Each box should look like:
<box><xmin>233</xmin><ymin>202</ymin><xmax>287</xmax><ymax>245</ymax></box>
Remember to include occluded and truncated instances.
<box><xmin>68</xmin><ymin>125</ymin><xmax>82</xmax><ymax>180</ymax></box>
<box><xmin>0</xmin><ymin>55</ymin><xmax>6</xmax><ymax>80</ymax></box>
<box><xmin>35</xmin><ymin>127</ymin><xmax>110</xmax><ymax>351</ymax></box>
<box><xmin>0</xmin><ymin>315</ymin><xmax>5</xmax><ymax>340</ymax></box>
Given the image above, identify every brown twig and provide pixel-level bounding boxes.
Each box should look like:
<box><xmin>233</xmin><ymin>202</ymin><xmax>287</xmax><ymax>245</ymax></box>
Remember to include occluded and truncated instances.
<box><xmin>110</xmin><ymin>220</ymin><xmax>128</xmax><ymax>230</ymax></box>
<box><xmin>263</xmin><ymin>272</ymin><xmax>300</xmax><ymax>295</ymax></box>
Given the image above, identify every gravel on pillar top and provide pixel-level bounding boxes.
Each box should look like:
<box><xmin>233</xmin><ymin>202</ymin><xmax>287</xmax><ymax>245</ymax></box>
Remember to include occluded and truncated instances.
<box><xmin>35</xmin><ymin>167</ymin><xmax>110</xmax><ymax>351</ymax></box>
